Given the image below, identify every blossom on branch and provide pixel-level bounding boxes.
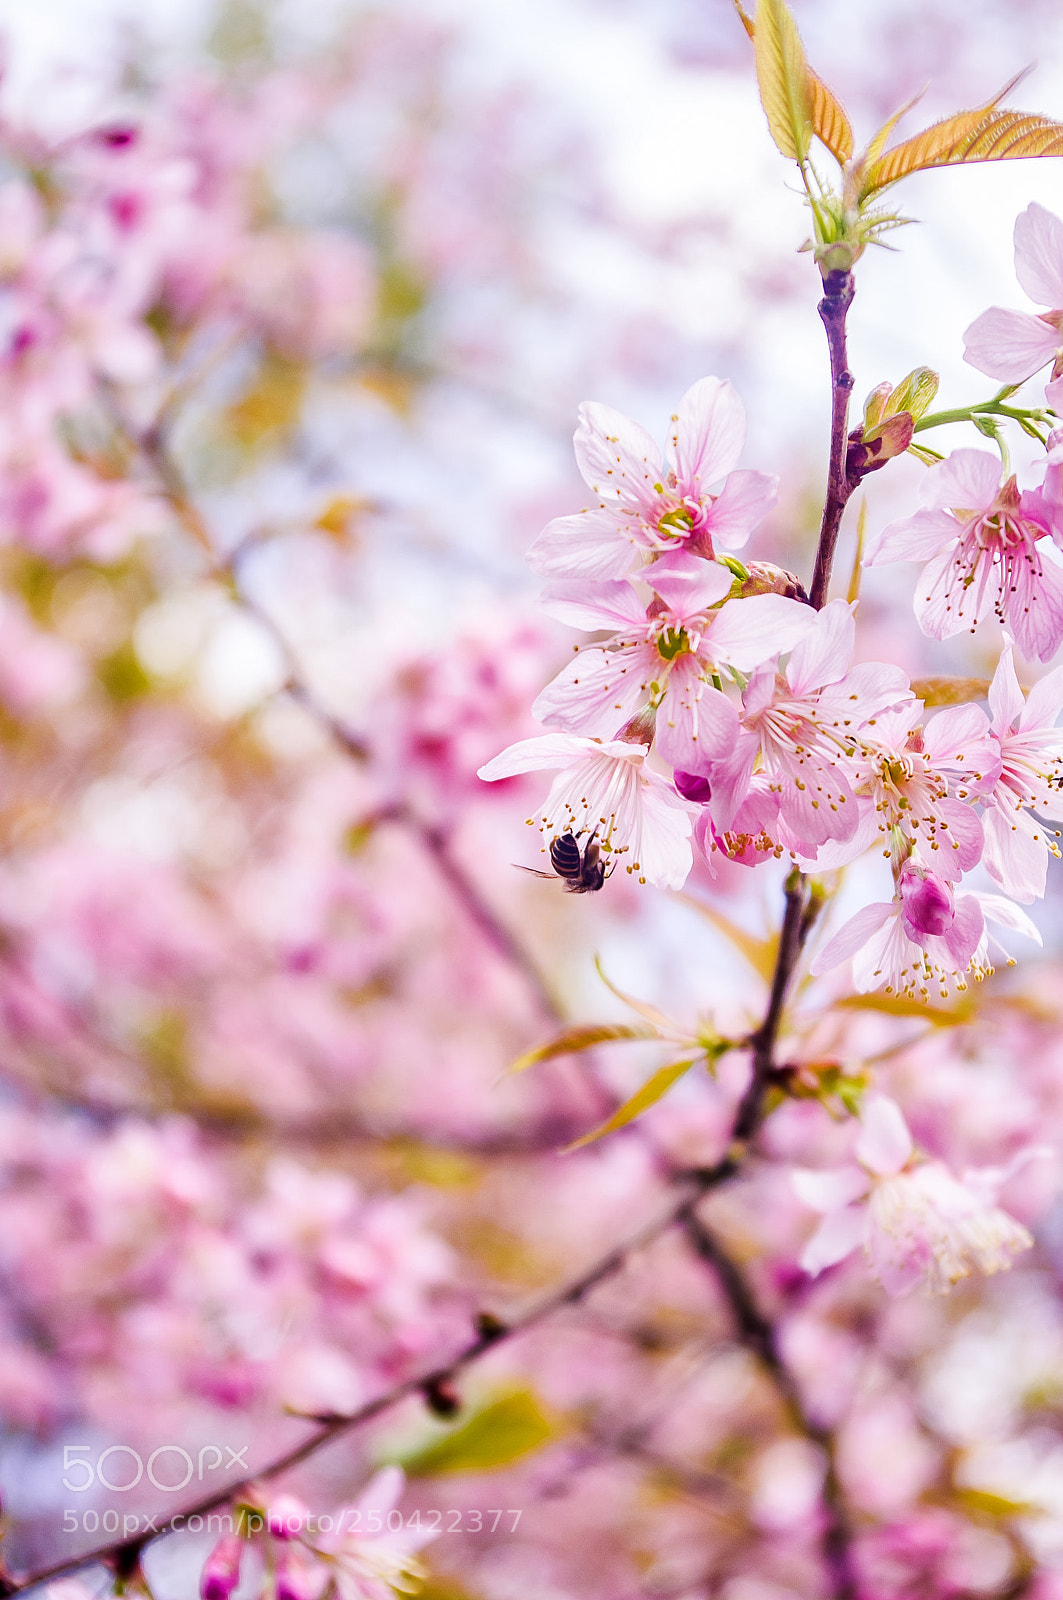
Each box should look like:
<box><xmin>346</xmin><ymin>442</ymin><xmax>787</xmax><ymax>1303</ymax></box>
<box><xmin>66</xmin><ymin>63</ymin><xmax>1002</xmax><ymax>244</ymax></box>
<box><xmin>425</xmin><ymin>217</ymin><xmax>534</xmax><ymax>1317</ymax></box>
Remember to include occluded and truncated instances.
<box><xmin>865</xmin><ymin>449</ymin><xmax>1063</xmax><ymax>662</ymax></box>
<box><xmin>963</xmin><ymin>202</ymin><xmax>1063</xmax><ymax>405</ymax></box>
<box><xmin>794</xmin><ymin>1096</ymin><xmax>1034</xmax><ymax>1296</ymax></box>
<box><xmin>527</xmin><ymin>377</ymin><xmax>777</xmax><ymax>579</ymax></box>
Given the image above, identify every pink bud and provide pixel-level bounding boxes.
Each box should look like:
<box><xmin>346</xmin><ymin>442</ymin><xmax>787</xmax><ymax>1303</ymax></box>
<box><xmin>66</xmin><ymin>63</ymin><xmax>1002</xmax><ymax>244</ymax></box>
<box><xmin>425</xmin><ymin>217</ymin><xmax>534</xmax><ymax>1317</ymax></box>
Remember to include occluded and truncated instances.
<box><xmin>899</xmin><ymin>862</ymin><xmax>954</xmax><ymax>940</ymax></box>
<box><xmin>200</xmin><ymin>1534</ymin><xmax>243</xmax><ymax>1600</ymax></box>
<box><xmin>275</xmin><ymin>1547</ymin><xmax>321</xmax><ymax>1600</ymax></box>
<box><xmin>674</xmin><ymin>769</ymin><xmax>712</xmax><ymax>803</ymax></box>
<box><xmin>267</xmin><ymin>1493</ymin><xmax>310</xmax><ymax>1539</ymax></box>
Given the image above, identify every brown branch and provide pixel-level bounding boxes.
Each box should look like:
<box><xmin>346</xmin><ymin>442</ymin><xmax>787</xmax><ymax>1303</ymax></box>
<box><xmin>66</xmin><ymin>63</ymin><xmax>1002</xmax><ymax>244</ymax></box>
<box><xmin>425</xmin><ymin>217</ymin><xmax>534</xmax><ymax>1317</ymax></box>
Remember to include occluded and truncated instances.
<box><xmin>7</xmin><ymin>1162</ymin><xmax>738</xmax><ymax>1595</ymax></box>
<box><xmin>683</xmin><ymin>1213</ymin><xmax>859</xmax><ymax>1600</ymax></box>
<box><xmin>809</xmin><ymin>268</ymin><xmax>856</xmax><ymax>612</ymax></box>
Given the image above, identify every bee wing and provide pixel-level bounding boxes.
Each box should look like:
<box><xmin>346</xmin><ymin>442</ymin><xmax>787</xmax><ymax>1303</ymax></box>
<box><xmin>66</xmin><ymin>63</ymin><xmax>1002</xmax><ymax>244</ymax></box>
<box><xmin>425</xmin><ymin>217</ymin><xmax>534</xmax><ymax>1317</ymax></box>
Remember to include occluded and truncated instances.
<box><xmin>513</xmin><ymin>864</ymin><xmax>558</xmax><ymax>880</ymax></box>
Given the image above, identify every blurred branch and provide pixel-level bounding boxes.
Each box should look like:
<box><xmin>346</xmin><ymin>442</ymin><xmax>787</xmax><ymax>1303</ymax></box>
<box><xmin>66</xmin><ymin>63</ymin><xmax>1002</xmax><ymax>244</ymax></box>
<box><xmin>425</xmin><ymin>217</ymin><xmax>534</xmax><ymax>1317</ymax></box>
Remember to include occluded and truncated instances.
<box><xmin>683</xmin><ymin>1213</ymin><xmax>858</xmax><ymax>1600</ymax></box>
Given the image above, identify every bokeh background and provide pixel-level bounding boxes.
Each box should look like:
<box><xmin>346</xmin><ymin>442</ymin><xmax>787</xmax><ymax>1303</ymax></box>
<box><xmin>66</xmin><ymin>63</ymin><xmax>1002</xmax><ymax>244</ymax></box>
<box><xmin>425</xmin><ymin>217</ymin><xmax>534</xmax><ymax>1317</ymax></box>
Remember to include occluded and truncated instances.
<box><xmin>2</xmin><ymin>2</ymin><xmax>1063</xmax><ymax>1597</ymax></box>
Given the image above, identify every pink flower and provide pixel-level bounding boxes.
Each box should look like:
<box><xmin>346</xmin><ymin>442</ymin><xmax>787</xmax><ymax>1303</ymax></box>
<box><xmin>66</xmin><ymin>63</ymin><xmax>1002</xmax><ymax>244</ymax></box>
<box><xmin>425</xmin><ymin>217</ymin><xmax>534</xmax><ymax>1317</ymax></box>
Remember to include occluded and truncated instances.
<box><xmin>534</xmin><ymin>551</ymin><xmax>814</xmax><ymax>765</ymax></box>
<box><xmin>478</xmin><ymin>732</ymin><xmax>694</xmax><ymax>888</ymax></box>
<box><xmin>810</xmin><ymin>699</ymin><xmax>993</xmax><ymax>881</ymax></box>
<box><xmin>865</xmin><ymin>450</ymin><xmax>1063</xmax><ymax>662</ymax></box>
<box><xmin>794</xmin><ymin>1096</ymin><xmax>1034</xmax><ymax>1296</ymax></box>
<box><xmin>528</xmin><ymin>377</ymin><xmax>777</xmax><ymax>579</ymax></box>
<box><xmin>981</xmin><ymin>639</ymin><xmax>1063</xmax><ymax>901</ymax></box>
<box><xmin>316</xmin><ymin>1468</ymin><xmax>435</xmax><ymax>1600</ymax></box>
<box><xmin>964</xmin><ymin>204</ymin><xmax>1063</xmax><ymax>403</ymax></box>
<box><xmin>810</xmin><ymin>859</ymin><xmax>990</xmax><ymax>1001</ymax></box>
<box><xmin>704</xmin><ymin>601</ymin><xmax>910</xmax><ymax>856</ymax></box>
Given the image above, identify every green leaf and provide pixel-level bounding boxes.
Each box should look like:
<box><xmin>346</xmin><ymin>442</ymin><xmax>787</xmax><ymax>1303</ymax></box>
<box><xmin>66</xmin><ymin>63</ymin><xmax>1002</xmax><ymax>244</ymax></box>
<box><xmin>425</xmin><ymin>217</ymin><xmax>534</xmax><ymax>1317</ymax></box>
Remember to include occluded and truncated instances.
<box><xmin>509</xmin><ymin>1022</ymin><xmax>658</xmax><ymax>1076</ymax></box>
<box><xmin>753</xmin><ymin>0</ymin><xmax>812</xmax><ymax>162</ymax></box>
<box><xmin>562</xmin><ymin>1057</ymin><xmax>698</xmax><ymax>1151</ymax></box>
<box><xmin>395</xmin><ymin>1390</ymin><xmax>557</xmax><ymax>1477</ymax></box>
<box><xmin>594</xmin><ymin>955</ymin><xmax>681</xmax><ymax>1035</ymax></box>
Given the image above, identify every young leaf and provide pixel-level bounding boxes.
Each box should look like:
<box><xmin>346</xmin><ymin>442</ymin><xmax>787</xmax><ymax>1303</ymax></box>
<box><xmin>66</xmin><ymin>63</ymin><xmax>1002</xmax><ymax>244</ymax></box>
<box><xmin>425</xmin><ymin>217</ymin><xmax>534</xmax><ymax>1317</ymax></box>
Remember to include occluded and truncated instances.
<box><xmin>863</xmin><ymin>97</ymin><xmax>1063</xmax><ymax>197</ymax></box>
<box><xmin>738</xmin><ymin>0</ymin><xmax>852</xmax><ymax>163</ymax></box>
<box><xmin>396</xmin><ymin>1390</ymin><xmax>556</xmax><ymax>1476</ymax></box>
<box><xmin>593</xmin><ymin>955</ymin><xmax>685</xmax><ymax>1037</ymax></box>
<box><xmin>509</xmin><ymin>1022</ymin><xmax>657</xmax><ymax>1076</ymax></box>
<box><xmin>562</xmin><ymin>1057</ymin><xmax>699</xmax><ymax>1151</ymax></box>
<box><xmin>679</xmin><ymin>895</ymin><xmax>779</xmax><ymax>984</ymax></box>
<box><xmin>807</xmin><ymin>70</ymin><xmax>854</xmax><ymax>164</ymax></box>
<box><xmin>753</xmin><ymin>0</ymin><xmax>813</xmax><ymax>163</ymax></box>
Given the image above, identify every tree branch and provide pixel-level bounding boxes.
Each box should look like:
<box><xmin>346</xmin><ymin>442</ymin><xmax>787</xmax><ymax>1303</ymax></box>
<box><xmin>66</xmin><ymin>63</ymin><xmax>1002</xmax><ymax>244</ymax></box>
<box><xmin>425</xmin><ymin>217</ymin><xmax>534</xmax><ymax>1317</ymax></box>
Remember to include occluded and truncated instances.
<box><xmin>683</xmin><ymin>1213</ymin><xmax>859</xmax><ymax>1600</ymax></box>
<box><xmin>809</xmin><ymin>269</ymin><xmax>856</xmax><ymax>612</ymax></box>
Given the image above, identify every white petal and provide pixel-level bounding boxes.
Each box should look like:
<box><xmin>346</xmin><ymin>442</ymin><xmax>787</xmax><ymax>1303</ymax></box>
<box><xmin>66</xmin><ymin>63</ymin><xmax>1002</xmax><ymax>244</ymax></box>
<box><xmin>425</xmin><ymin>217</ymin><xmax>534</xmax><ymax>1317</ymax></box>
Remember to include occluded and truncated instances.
<box><xmin>478</xmin><ymin>732</ymin><xmax>594</xmax><ymax>781</ymax></box>
<box><xmin>974</xmin><ymin>893</ymin><xmax>1043</xmax><ymax>945</ymax></box>
<box><xmin>855</xmin><ymin>1095</ymin><xmax>913</xmax><ymax>1177</ymax></box>
<box><xmin>988</xmin><ymin>640</ymin><xmax>1024</xmax><ymax>733</ymax></box>
<box><xmin>792</xmin><ymin>1165</ymin><xmax>870</xmax><ymax>1212</ymax></box>
<box><xmin>799</xmin><ymin>1206</ymin><xmax>866</xmax><ymax>1275</ymax></box>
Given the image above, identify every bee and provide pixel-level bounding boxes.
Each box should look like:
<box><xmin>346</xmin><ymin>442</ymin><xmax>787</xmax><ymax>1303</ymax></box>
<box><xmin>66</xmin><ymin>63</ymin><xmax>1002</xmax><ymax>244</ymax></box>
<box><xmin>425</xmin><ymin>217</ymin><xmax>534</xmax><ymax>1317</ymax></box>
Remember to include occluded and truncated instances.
<box><xmin>518</xmin><ymin>831</ymin><xmax>612</xmax><ymax>893</ymax></box>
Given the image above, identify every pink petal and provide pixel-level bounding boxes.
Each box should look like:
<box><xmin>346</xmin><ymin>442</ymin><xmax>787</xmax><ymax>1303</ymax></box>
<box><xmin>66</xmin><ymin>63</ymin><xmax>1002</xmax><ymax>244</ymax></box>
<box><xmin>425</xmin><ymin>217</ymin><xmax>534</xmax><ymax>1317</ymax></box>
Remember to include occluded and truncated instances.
<box><xmin>810</xmin><ymin>899</ymin><xmax>894</xmax><ymax>975</ymax></box>
<box><xmin>1021</xmin><ymin>660</ymin><xmax>1063</xmax><ymax>731</ymax></box>
<box><xmin>1014</xmin><ymin>202</ymin><xmax>1063</xmax><ymax>309</ymax></box>
<box><xmin>1008</xmin><ymin>543</ymin><xmax>1063</xmax><ymax>664</ymax></box>
<box><xmin>705</xmin><ymin>594</ymin><xmax>815</xmax><ymax>672</ymax></box>
<box><xmin>793</xmin><ymin>1165</ymin><xmax>870</xmax><ymax>1213</ymax></box>
<box><xmin>655</xmin><ymin>658</ymin><xmax>739</xmax><ymax>767</ymax></box>
<box><xmin>799</xmin><ymin>1206</ymin><xmax>866</xmax><ymax>1276</ymax></box>
<box><xmin>646</xmin><ymin>551</ymin><xmax>733</xmax><ymax>618</ymax></box>
<box><xmin>477</xmin><ymin>732</ymin><xmax>593</xmax><ymax>781</ymax></box>
<box><xmin>786</xmin><ymin>598</ymin><xmax>854</xmax><ymax>696</ymax></box>
<box><xmin>667</xmin><ymin>376</ymin><xmax>745</xmax><ymax>492</ymax></box>
<box><xmin>574</xmin><ymin>401</ymin><xmax>663</xmax><ymax>514</ymax></box>
<box><xmin>528</xmin><ymin>508</ymin><xmax>644</xmax><ymax>579</ymax></box>
<box><xmin>703</xmin><ymin>731</ymin><xmax>759</xmax><ymax>832</ymax></box>
<box><xmin>942</xmin><ymin>892</ymin><xmax>985</xmax><ymax>968</ymax></box>
<box><xmin>864</xmin><ymin>508</ymin><xmax>955</xmax><ymax>566</ymax></box>
<box><xmin>540</xmin><ymin>580</ymin><xmax>647</xmax><ymax>632</ymax></box>
<box><xmin>989</xmin><ymin>641</ymin><xmax>1024</xmax><ymax>733</ymax></box>
<box><xmin>922</xmin><ymin>449</ymin><xmax>1002</xmax><ymax>513</ymax></box>
<box><xmin>976</xmin><ymin>893</ymin><xmax>1043</xmax><ymax>946</ymax></box>
<box><xmin>922</xmin><ymin>702</ymin><xmax>999</xmax><ymax>788</ymax></box>
<box><xmin>963</xmin><ymin>307</ymin><xmax>1059</xmax><ymax>382</ymax></box>
<box><xmin>982</xmin><ymin>803</ymin><xmax>1047</xmax><ymax>904</ymax></box>
<box><xmin>929</xmin><ymin>797</ymin><xmax>984</xmax><ymax>881</ymax></box>
<box><xmin>914</xmin><ymin>547</ymin><xmax>991</xmax><ymax>642</ymax></box>
<box><xmin>701</xmin><ymin>468</ymin><xmax>778</xmax><ymax>551</ymax></box>
<box><xmin>533</xmin><ymin>645</ymin><xmax>653</xmax><ymax>737</ymax></box>
<box><xmin>855</xmin><ymin>1095</ymin><xmax>913</xmax><ymax>1177</ymax></box>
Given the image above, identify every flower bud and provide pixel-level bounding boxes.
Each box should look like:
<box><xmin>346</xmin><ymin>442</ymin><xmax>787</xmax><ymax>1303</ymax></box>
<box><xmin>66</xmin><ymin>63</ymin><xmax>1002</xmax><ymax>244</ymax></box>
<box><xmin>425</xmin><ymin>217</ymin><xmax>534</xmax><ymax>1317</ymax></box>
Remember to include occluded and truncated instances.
<box><xmin>899</xmin><ymin>861</ymin><xmax>954</xmax><ymax>940</ymax></box>
<box><xmin>673</xmin><ymin>770</ymin><xmax>713</xmax><ymax>804</ymax></box>
<box><xmin>200</xmin><ymin>1535</ymin><xmax>243</xmax><ymax>1600</ymax></box>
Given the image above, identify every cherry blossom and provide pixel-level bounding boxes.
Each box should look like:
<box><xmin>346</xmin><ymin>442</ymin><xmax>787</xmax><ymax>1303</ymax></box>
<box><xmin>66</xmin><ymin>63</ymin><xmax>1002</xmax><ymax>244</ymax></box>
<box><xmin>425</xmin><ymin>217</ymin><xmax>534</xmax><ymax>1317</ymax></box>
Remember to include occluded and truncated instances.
<box><xmin>533</xmin><ymin>550</ymin><xmax>814</xmax><ymax>765</ymax></box>
<box><xmin>794</xmin><ymin>1096</ymin><xmax>1034</xmax><ymax>1296</ymax></box>
<box><xmin>478</xmin><ymin>733</ymin><xmax>693</xmax><ymax>887</ymax></box>
<box><xmin>865</xmin><ymin>449</ymin><xmax>1063</xmax><ymax>662</ymax></box>
<box><xmin>963</xmin><ymin>203</ymin><xmax>1063</xmax><ymax>405</ymax></box>
<box><xmin>527</xmin><ymin>377</ymin><xmax>778</xmax><ymax>579</ymax></box>
<box><xmin>981</xmin><ymin>639</ymin><xmax>1063</xmax><ymax>901</ymax></box>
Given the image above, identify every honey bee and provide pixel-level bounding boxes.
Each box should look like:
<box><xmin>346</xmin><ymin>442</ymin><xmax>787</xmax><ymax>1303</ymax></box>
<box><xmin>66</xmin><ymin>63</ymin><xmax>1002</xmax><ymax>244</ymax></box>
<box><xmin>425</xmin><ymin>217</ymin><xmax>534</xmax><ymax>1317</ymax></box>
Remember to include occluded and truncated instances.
<box><xmin>519</xmin><ymin>830</ymin><xmax>612</xmax><ymax>893</ymax></box>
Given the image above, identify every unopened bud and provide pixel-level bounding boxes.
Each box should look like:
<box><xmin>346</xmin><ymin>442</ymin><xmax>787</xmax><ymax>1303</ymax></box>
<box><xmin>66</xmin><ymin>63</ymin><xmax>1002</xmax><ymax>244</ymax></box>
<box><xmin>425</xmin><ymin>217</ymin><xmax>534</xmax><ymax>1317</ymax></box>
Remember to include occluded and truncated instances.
<box><xmin>201</xmin><ymin>1535</ymin><xmax>243</xmax><ymax>1600</ymax></box>
<box><xmin>847</xmin><ymin>411</ymin><xmax>914</xmax><ymax>481</ymax></box>
<box><xmin>899</xmin><ymin>861</ymin><xmax>954</xmax><ymax>941</ymax></box>
<box><xmin>673</xmin><ymin>770</ymin><xmax>713</xmax><ymax>804</ymax></box>
<box><xmin>736</xmin><ymin>561</ymin><xmax>810</xmax><ymax>604</ymax></box>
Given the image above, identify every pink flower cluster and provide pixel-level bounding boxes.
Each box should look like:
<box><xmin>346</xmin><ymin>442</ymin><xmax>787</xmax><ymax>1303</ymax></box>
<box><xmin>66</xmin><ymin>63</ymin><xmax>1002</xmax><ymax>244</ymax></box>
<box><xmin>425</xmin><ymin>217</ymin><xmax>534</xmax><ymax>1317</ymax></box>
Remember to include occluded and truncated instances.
<box><xmin>480</xmin><ymin>377</ymin><xmax>1058</xmax><ymax>999</ymax></box>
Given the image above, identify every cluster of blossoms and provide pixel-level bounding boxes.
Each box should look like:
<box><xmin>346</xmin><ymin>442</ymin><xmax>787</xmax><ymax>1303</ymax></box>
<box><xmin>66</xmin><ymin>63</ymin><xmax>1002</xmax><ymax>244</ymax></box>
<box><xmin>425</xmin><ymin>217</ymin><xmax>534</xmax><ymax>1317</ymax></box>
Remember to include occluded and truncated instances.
<box><xmin>481</xmin><ymin>335</ymin><xmax>1063</xmax><ymax>1002</ymax></box>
